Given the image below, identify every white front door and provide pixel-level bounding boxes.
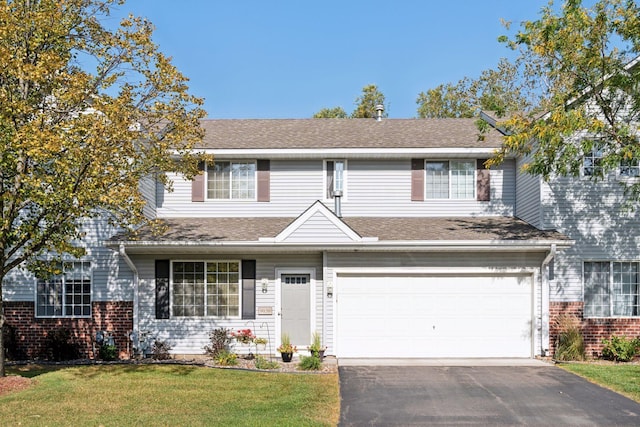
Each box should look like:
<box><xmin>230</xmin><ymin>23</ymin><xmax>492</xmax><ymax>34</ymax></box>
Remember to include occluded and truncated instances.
<box><xmin>280</xmin><ymin>272</ymin><xmax>312</xmax><ymax>348</ymax></box>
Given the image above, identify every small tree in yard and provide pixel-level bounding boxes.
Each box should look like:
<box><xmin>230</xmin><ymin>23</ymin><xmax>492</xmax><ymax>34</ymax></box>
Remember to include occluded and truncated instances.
<box><xmin>0</xmin><ymin>0</ymin><xmax>206</xmax><ymax>376</ymax></box>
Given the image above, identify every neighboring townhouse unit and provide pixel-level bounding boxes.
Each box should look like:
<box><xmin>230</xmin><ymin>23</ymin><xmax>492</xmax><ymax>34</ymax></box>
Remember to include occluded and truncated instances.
<box><xmin>7</xmin><ymin>116</ymin><xmax>638</xmax><ymax>360</ymax></box>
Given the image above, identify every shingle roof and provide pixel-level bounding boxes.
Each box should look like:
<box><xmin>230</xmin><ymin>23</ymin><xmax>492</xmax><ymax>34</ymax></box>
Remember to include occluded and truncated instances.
<box><xmin>197</xmin><ymin>118</ymin><xmax>504</xmax><ymax>150</ymax></box>
<box><xmin>113</xmin><ymin>216</ymin><xmax>568</xmax><ymax>243</ymax></box>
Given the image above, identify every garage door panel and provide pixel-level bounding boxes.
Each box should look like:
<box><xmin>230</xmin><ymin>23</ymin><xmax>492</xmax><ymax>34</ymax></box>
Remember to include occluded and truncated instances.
<box><xmin>336</xmin><ymin>274</ymin><xmax>533</xmax><ymax>358</ymax></box>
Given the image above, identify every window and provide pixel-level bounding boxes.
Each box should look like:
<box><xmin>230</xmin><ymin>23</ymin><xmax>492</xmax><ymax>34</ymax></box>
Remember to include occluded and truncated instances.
<box><xmin>172</xmin><ymin>261</ymin><xmax>240</xmax><ymax>317</ymax></box>
<box><xmin>325</xmin><ymin>160</ymin><xmax>345</xmax><ymax>199</ymax></box>
<box><xmin>584</xmin><ymin>261</ymin><xmax>640</xmax><ymax>317</ymax></box>
<box><xmin>425</xmin><ymin>160</ymin><xmax>475</xmax><ymax>199</ymax></box>
<box><xmin>207</xmin><ymin>161</ymin><xmax>256</xmax><ymax>200</ymax></box>
<box><xmin>36</xmin><ymin>261</ymin><xmax>91</xmax><ymax>317</ymax></box>
<box><xmin>619</xmin><ymin>158</ymin><xmax>640</xmax><ymax>178</ymax></box>
<box><xmin>583</xmin><ymin>147</ymin><xmax>604</xmax><ymax>177</ymax></box>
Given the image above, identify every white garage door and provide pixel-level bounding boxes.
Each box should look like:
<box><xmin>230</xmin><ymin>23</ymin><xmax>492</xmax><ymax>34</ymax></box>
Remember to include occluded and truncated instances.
<box><xmin>335</xmin><ymin>274</ymin><xmax>533</xmax><ymax>358</ymax></box>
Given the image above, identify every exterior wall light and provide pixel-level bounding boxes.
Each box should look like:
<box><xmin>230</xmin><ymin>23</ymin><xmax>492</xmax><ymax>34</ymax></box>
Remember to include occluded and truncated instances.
<box><xmin>261</xmin><ymin>278</ymin><xmax>269</xmax><ymax>293</ymax></box>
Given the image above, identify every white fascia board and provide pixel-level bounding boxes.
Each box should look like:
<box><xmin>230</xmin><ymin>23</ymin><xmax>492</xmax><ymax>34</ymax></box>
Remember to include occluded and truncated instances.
<box><xmin>193</xmin><ymin>147</ymin><xmax>505</xmax><ymax>160</ymax></box>
<box><xmin>112</xmin><ymin>239</ymin><xmax>573</xmax><ymax>254</ymax></box>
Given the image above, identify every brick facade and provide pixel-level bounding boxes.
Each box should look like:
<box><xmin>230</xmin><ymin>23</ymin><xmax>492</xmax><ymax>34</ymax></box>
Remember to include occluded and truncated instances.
<box><xmin>550</xmin><ymin>301</ymin><xmax>640</xmax><ymax>358</ymax></box>
<box><xmin>4</xmin><ymin>301</ymin><xmax>133</xmax><ymax>360</ymax></box>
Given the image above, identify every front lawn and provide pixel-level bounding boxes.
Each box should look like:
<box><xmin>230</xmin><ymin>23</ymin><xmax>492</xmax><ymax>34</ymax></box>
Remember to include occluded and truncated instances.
<box><xmin>1</xmin><ymin>364</ymin><xmax>340</xmax><ymax>426</ymax></box>
<box><xmin>559</xmin><ymin>363</ymin><xmax>640</xmax><ymax>403</ymax></box>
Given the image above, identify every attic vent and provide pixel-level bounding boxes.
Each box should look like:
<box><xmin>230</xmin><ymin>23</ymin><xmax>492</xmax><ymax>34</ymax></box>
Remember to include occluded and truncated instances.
<box><xmin>375</xmin><ymin>104</ymin><xmax>384</xmax><ymax>121</ymax></box>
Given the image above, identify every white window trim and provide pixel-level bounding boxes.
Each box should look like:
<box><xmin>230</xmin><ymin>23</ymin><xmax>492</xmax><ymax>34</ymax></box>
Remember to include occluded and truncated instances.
<box><xmin>582</xmin><ymin>260</ymin><xmax>640</xmax><ymax>318</ymax></box>
<box><xmin>323</xmin><ymin>159</ymin><xmax>347</xmax><ymax>201</ymax></box>
<box><xmin>170</xmin><ymin>259</ymin><xmax>242</xmax><ymax>319</ymax></box>
<box><xmin>34</xmin><ymin>261</ymin><xmax>93</xmax><ymax>319</ymax></box>
<box><xmin>424</xmin><ymin>159</ymin><xmax>476</xmax><ymax>200</ymax></box>
<box><xmin>205</xmin><ymin>160</ymin><xmax>258</xmax><ymax>201</ymax></box>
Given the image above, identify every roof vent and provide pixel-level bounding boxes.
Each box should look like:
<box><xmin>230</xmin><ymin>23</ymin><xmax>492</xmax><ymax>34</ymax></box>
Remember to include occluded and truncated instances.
<box><xmin>375</xmin><ymin>104</ymin><xmax>384</xmax><ymax>121</ymax></box>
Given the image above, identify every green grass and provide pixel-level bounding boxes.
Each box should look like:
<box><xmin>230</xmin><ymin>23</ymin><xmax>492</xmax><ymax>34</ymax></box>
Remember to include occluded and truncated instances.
<box><xmin>559</xmin><ymin>363</ymin><xmax>640</xmax><ymax>402</ymax></box>
<box><xmin>2</xmin><ymin>364</ymin><xmax>340</xmax><ymax>426</ymax></box>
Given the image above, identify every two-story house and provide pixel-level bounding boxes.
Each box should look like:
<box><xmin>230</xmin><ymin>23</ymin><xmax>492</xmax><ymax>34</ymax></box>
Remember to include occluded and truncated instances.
<box><xmin>7</xmin><ymin>116</ymin><xmax>639</xmax><ymax>361</ymax></box>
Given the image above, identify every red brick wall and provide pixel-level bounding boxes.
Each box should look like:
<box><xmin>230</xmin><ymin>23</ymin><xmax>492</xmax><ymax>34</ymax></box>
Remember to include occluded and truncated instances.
<box><xmin>550</xmin><ymin>301</ymin><xmax>640</xmax><ymax>358</ymax></box>
<box><xmin>4</xmin><ymin>301</ymin><xmax>133</xmax><ymax>360</ymax></box>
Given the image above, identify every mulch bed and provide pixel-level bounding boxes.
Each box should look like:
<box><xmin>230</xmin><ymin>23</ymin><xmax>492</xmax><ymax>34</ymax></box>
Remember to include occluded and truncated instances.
<box><xmin>0</xmin><ymin>376</ymin><xmax>33</xmax><ymax>396</ymax></box>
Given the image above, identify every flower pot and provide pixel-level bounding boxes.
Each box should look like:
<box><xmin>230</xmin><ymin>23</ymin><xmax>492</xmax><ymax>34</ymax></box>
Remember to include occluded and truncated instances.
<box><xmin>311</xmin><ymin>349</ymin><xmax>325</xmax><ymax>360</ymax></box>
<box><xmin>280</xmin><ymin>352</ymin><xmax>293</xmax><ymax>362</ymax></box>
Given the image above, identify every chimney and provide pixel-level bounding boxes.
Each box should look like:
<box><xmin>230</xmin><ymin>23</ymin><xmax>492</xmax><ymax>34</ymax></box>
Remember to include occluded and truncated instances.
<box><xmin>375</xmin><ymin>104</ymin><xmax>384</xmax><ymax>121</ymax></box>
<box><xmin>333</xmin><ymin>190</ymin><xmax>343</xmax><ymax>218</ymax></box>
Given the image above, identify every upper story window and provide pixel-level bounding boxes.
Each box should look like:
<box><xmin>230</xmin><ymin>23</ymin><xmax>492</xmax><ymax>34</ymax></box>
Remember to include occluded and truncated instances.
<box><xmin>619</xmin><ymin>158</ymin><xmax>640</xmax><ymax>178</ymax></box>
<box><xmin>36</xmin><ymin>261</ymin><xmax>91</xmax><ymax>318</ymax></box>
<box><xmin>207</xmin><ymin>161</ymin><xmax>256</xmax><ymax>200</ymax></box>
<box><xmin>583</xmin><ymin>145</ymin><xmax>605</xmax><ymax>177</ymax></box>
<box><xmin>425</xmin><ymin>160</ymin><xmax>475</xmax><ymax>199</ymax></box>
<box><xmin>325</xmin><ymin>160</ymin><xmax>346</xmax><ymax>199</ymax></box>
<box><xmin>584</xmin><ymin>261</ymin><xmax>640</xmax><ymax>317</ymax></box>
<box><xmin>172</xmin><ymin>261</ymin><xmax>240</xmax><ymax>318</ymax></box>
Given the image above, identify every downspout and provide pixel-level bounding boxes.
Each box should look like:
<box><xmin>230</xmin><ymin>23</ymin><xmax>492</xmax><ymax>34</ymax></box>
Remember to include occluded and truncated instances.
<box><xmin>322</xmin><ymin>250</ymin><xmax>327</xmax><ymax>354</ymax></box>
<box><xmin>540</xmin><ymin>243</ymin><xmax>556</xmax><ymax>357</ymax></box>
<box><xmin>119</xmin><ymin>244</ymin><xmax>139</xmax><ymax>356</ymax></box>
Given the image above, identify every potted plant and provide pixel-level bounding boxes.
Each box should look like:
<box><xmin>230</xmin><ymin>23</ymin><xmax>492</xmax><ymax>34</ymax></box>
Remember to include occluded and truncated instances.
<box><xmin>231</xmin><ymin>328</ymin><xmax>255</xmax><ymax>346</ymax></box>
<box><xmin>253</xmin><ymin>337</ymin><xmax>268</xmax><ymax>351</ymax></box>
<box><xmin>277</xmin><ymin>333</ymin><xmax>297</xmax><ymax>362</ymax></box>
<box><xmin>308</xmin><ymin>331</ymin><xmax>326</xmax><ymax>359</ymax></box>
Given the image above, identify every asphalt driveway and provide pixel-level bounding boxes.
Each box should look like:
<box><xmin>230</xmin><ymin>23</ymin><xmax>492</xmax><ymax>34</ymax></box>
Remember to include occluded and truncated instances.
<box><xmin>339</xmin><ymin>365</ymin><xmax>640</xmax><ymax>426</ymax></box>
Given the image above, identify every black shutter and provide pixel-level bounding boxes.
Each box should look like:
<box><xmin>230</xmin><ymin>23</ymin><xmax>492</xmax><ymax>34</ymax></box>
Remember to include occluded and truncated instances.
<box><xmin>155</xmin><ymin>260</ymin><xmax>170</xmax><ymax>319</ymax></box>
<box><xmin>241</xmin><ymin>260</ymin><xmax>256</xmax><ymax>319</ymax></box>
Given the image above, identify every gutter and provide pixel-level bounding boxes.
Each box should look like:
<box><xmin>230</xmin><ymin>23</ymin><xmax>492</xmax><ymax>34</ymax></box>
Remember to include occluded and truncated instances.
<box><xmin>540</xmin><ymin>243</ymin><xmax>556</xmax><ymax>357</ymax></box>
<box><xmin>108</xmin><ymin>239</ymin><xmax>573</xmax><ymax>253</ymax></box>
<box><xmin>119</xmin><ymin>244</ymin><xmax>140</xmax><ymax>355</ymax></box>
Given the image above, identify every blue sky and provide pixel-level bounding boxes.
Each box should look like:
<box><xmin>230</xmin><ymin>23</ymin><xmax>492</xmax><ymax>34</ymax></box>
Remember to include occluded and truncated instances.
<box><xmin>114</xmin><ymin>1</ymin><xmax>549</xmax><ymax>119</ymax></box>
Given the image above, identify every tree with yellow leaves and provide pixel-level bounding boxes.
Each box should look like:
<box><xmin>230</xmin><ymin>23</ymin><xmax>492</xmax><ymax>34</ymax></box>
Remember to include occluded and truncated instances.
<box><xmin>0</xmin><ymin>0</ymin><xmax>205</xmax><ymax>376</ymax></box>
<box><xmin>491</xmin><ymin>0</ymin><xmax>640</xmax><ymax>188</ymax></box>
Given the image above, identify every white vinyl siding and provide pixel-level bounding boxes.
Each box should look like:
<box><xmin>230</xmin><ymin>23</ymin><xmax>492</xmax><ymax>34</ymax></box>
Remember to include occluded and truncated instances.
<box><xmin>2</xmin><ymin>217</ymin><xmax>133</xmax><ymax>303</ymax></box>
<box><xmin>543</xmin><ymin>173</ymin><xmax>640</xmax><ymax>303</ymax></box>
<box><xmin>515</xmin><ymin>154</ymin><xmax>542</xmax><ymax>228</ymax></box>
<box><xmin>158</xmin><ymin>158</ymin><xmax>516</xmax><ymax>218</ymax></box>
<box><xmin>134</xmin><ymin>253</ymin><xmax>323</xmax><ymax>355</ymax></box>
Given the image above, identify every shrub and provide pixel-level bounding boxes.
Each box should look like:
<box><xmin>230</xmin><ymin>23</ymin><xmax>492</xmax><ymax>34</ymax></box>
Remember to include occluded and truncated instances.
<box><xmin>41</xmin><ymin>328</ymin><xmax>80</xmax><ymax>361</ymax></box>
<box><xmin>2</xmin><ymin>324</ymin><xmax>25</xmax><ymax>361</ymax></box>
<box><xmin>204</xmin><ymin>328</ymin><xmax>232</xmax><ymax>359</ymax></box>
<box><xmin>254</xmin><ymin>355</ymin><xmax>280</xmax><ymax>370</ymax></box>
<box><xmin>99</xmin><ymin>344</ymin><xmax>118</xmax><ymax>361</ymax></box>
<box><xmin>298</xmin><ymin>355</ymin><xmax>322</xmax><ymax>370</ymax></box>
<box><xmin>554</xmin><ymin>314</ymin><xmax>585</xmax><ymax>361</ymax></box>
<box><xmin>151</xmin><ymin>340</ymin><xmax>173</xmax><ymax>360</ymax></box>
<box><xmin>601</xmin><ymin>335</ymin><xmax>640</xmax><ymax>362</ymax></box>
<box><xmin>214</xmin><ymin>350</ymin><xmax>238</xmax><ymax>366</ymax></box>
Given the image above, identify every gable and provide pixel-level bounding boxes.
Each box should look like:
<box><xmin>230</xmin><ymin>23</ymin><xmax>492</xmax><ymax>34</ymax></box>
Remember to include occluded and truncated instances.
<box><xmin>272</xmin><ymin>201</ymin><xmax>363</xmax><ymax>243</ymax></box>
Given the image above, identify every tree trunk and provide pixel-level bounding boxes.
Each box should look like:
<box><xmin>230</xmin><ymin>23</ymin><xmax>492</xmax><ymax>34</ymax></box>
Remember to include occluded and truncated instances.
<box><xmin>0</xmin><ymin>307</ymin><xmax>5</xmax><ymax>378</ymax></box>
